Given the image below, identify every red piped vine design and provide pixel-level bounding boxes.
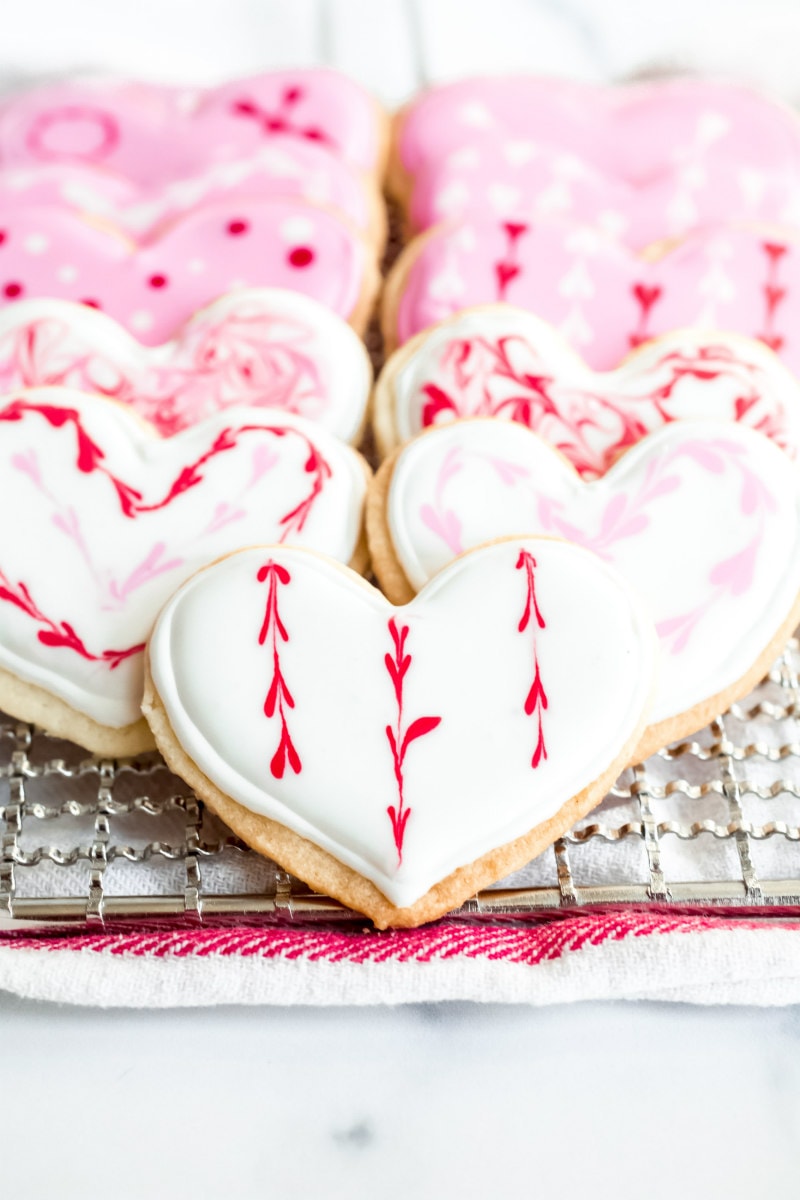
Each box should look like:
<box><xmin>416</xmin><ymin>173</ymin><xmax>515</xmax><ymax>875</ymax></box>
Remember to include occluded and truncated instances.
<box><xmin>230</xmin><ymin>85</ymin><xmax>330</xmax><ymax>146</ymax></box>
<box><xmin>759</xmin><ymin>241</ymin><xmax>788</xmax><ymax>352</ymax></box>
<box><xmin>0</xmin><ymin>398</ymin><xmax>331</xmax><ymax>537</ymax></box>
<box><xmin>384</xmin><ymin>618</ymin><xmax>441</xmax><ymax>865</ymax></box>
<box><xmin>416</xmin><ymin>337</ymin><xmax>789</xmax><ymax>478</ymax></box>
<box><xmin>0</xmin><ymin>568</ymin><xmax>143</xmax><ymax>667</ymax></box>
<box><xmin>629</xmin><ymin>282</ymin><xmax>663</xmax><ymax>349</ymax></box>
<box><xmin>257</xmin><ymin>561</ymin><xmax>301</xmax><ymax>780</ymax></box>
<box><xmin>494</xmin><ymin>221</ymin><xmax>529</xmax><ymax>301</ymax></box>
<box><xmin>516</xmin><ymin>550</ymin><xmax>547</xmax><ymax>769</ymax></box>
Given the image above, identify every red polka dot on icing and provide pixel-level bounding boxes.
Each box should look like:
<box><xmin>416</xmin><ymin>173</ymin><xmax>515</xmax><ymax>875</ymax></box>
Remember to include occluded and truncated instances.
<box><xmin>288</xmin><ymin>247</ymin><xmax>314</xmax><ymax>268</ymax></box>
<box><xmin>0</xmin><ymin>232</ymin><xmax>7</xmax><ymax>246</ymax></box>
<box><xmin>3</xmin><ymin>282</ymin><xmax>22</xmax><ymax>298</ymax></box>
<box><xmin>148</xmin><ymin>274</ymin><xmax>168</xmax><ymax>289</ymax></box>
<box><xmin>227</xmin><ymin>220</ymin><xmax>249</xmax><ymax>236</ymax></box>
<box><xmin>81</xmin><ymin>299</ymin><xmax>101</xmax><ymax>309</ymax></box>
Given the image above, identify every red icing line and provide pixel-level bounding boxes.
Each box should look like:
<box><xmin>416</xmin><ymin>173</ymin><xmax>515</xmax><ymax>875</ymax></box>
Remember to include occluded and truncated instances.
<box><xmin>258</xmin><ymin>560</ymin><xmax>301</xmax><ymax>780</ymax></box>
<box><xmin>516</xmin><ymin>550</ymin><xmax>547</xmax><ymax>769</ymax></box>
<box><xmin>230</xmin><ymin>85</ymin><xmax>331</xmax><ymax>146</ymax></box>
<box><xmin>384</xmin><ymin>617</ymin><xmax>442</xmax><ymax>865</ymax></box>
<box><xmin>0</xmin><ymin>401</ymin><xmax>334</xmax><ymax>668</ymax></box>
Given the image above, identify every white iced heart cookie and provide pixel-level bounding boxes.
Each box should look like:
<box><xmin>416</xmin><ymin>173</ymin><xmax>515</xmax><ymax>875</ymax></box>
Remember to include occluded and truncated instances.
<box><xmin>0</xmin><ymin>388</ymin><xmax>369</xmax><ymax>754</ymax></box>
<box><xmin>144</xmin><ymin>539</ymin><xmax>657</xmax><ymax>927</ymax></box>
<box><xmin>372</xmin><ymin>307</ymin><xmax>800</xmax><ymax>471</ymax></box>
<box><xmin>368</xmin><ymin>418</ymin><xmax>800</xmax><ymax>758</ymax></box>
<box><xmin>0</xmin><ymin>291</ymin><xmax>372</xmax><ymax>443</ymax></box>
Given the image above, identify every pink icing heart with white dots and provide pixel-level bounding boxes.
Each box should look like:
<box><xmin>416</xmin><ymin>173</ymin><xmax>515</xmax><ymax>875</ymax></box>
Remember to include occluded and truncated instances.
<box><xmin>0</xmin><ymin>69</ymin><xmax>383</xmax><ymax>179</ymax></box>
<box><xmin>0</xmin><ymin>292</ymin><xmax>371</xmax><ymax>441</ymax></box>
<box><xmin>397</xmin><ymin>78</ymin><xmax>800</xmax><ymax>247</ymax></box>
<box><xmin>388</xmin><ymin>220</ymin><xmax>800</xmax><ymax>371</ymax></box>
<box><xmin>0</xmin><ymin>198</ymin><xmax>376</xmax><ymax>344</ymax></box>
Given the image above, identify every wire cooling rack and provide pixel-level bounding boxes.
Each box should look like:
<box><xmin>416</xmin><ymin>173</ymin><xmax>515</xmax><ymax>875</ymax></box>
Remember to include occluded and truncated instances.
<box><xmin>2</xmin><ymin>631</ymin><xmax>800</xmax><ymax>932</ymax></box>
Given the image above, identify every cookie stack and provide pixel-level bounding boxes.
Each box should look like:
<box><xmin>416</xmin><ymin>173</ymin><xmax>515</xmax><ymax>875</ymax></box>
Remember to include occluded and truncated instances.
<box><xmin>1</xmin><ymin>72</ymin><xmax>799</xmax><ymax>928</ymax></box>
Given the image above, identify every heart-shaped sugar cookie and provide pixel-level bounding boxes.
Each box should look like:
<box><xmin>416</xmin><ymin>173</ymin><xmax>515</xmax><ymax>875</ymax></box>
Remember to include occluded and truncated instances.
<box><xmin>0</xmin><ymin>292</ymin><xmax>372</xmax><ymax>442</ymax></box>
<box><xmin>144</xmin><ymin>539</ymin><xmax>657</xmax><ymax>927</ymax></box>
<box><xmin>374</xmin><ymin>308</ymin><xmax>800</xmax><ymax>471</ymax></box>
<box><xmin>0</xmin><ymin>197</ymin><xmax>378</xmax><ymax>344</ymax></box>
<box><xmin>0</xmin><ymin>388</ymin><xmax>368</xmax><ymax>753</ymax></box>
<box><xmin>369</xmin><ymin>418</ymin><xmax>800</xmax><ymax>758</ymax></box>
<box><xmin>384</xmin><ymin>221</ymin><xmax>800</xmax><ymax>369</ymax></box>
<box><xmin>394</xmin><ymin>78</ymin><xmax>800</xmax><ymax>246</ymax></box>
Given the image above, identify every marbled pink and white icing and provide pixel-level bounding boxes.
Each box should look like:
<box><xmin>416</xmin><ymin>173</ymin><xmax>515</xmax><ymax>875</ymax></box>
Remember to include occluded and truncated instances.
<box><xmin>0</xmin><ymin>197</ymin><xmax>373</xmax><ymax>344</ymax></box>
<box><xmin>0</xmin><ymin>69</ymin><xmax>382</xmax><ymax>178</ymax></box>
<box><xmin>386</xmin><ymin>419</ymin><xmax>800</xmax><ymax>728</ymax></box>
<box><xmin>0</xmin><ymin>388</ymin><xmax>368</xmax><ymax>728</ymax></box>
<box><xmin>149</xmin><ymin>538</ymin><xmax>657</xmax><ymax>908</ymax></box>
<box><xmin>392</xmin><ymin>222</ymin><xmax>800</xmax><ymax>370</ymax></box>
<box><xmin>0</xmin><ymin>292</ymin><xmax>372</xmax><ymax>442</ymax></box>
<box><xmin>383</xmin><ymin>311</ymin><xmax>800</xmax><ymax>474</ymax></box>
<box><xmin>399</xmin><ymin>78</ymin><xmax>800</xmax><ymax>246</ymax></box>
<box><xmin>0</xmin><ymin>141</ymin><xmax>376</xmax><ymax>239</ymax></box>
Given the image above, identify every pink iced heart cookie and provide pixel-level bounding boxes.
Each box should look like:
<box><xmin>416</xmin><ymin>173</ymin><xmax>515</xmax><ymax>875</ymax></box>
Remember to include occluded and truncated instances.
<box><xmin>374</xmin><ymin>309</ymin><xmax>800</xmax><ymax>473</ymax></box>
<box><xmin>384</xmin><ymin>220</ymin><xmax>800</xmax><ymax>367</ymax></box>
<box><xmin>0</xmin><ymin>143</ymin><xmax>384</xmax><ymax>242</ymax></box>
<box><xmin>0</xmin><ymin>69</ymin><xmax>386</xmax><ymax>178</ymax></box>
<box><xmin>0</xmin><ymin>197</ymin><xmax>378</xmax><ymax>344</ymax></box>
<box><xmin>144</xmin><ymin>539</ymin><xmax>657</xmax><ymax>926</ymax></box>
<box><xmin>369</xmin><ymin>419</ymin><xmax>800</xmax><ymax>758</ymax></box>
<box><xmin>0</xmin><ymin>388</ymin><xmax>369</xmax><ymax>754</ymax></box>
<box><xmin>0</xmin><ymin>292</ymin><xmax>372</xmax><ymax>442</ymax></box>
<box><xmin>393</xmin><ymin>78</ymin><xmax>800</xmax><ymax>246</ymax></box>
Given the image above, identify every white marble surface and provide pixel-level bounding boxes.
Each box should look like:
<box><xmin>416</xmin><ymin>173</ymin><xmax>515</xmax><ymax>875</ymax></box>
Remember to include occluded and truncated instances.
<box><xmin>1</xmin><ymin>2</ymin><xmax>800</xmax><ymax>1192</ymax></box>
<box><xmin>2</xmin><ymin>988</ymin><xmax>800</xmax><ymax>1198</ymax></box>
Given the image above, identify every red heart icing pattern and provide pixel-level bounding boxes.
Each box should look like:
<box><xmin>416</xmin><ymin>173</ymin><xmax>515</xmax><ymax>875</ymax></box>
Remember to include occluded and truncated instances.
<box><xmin>147</xmin><ymin>539</ymin><xmax>656</xmax><ymax>920</ymax></box>
<box><xmin>389</xmin><ymin>221</ymin><xmax>800</xmax><ymax>372</ymax></box>
<box><xmin>0</xmin><ymin>292</ymin><xmax>371</xmax><ymax>441</ymax></box>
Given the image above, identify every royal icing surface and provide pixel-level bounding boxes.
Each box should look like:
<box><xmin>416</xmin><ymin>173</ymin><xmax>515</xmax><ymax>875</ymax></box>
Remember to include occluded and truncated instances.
<box><xmin>392</xmin><ymin>223</ymin><xmax>800</xmax><ymax>370</ymax></box>
<box><xmin>0</xmin><ymin>69</ymin><xmax>382</xmax><ymax>177</ymax></box>
<box><xmin>0</xmin><ymin>198</ymin><xmax>372</xmax><ymax>345</ymax></box>
<box><xmin>0</xmin><ymin>143</ymin><xmax>376</xmax><ymax>239</ymax></box>
<box><xmin>0</xmin><ymin>292</ymin><xmax>372</xmax><ymax>442</ymax></box>
<box><xmin>0</xmin><ymin>388</ymin><xmax>367</xmax><ymax>728</ymax></box>
<box><xmin>386</xmin><ymin>419</ymin><xmax>800</xmax><ymax>727</ymax></box>
<box><xmin>385</xmin><ymin>311</ymin><xmax>800</xmax><ymax>474</ymax></box>
<box><xmin>149</xmin><ymin>539</ymin><xmax>656</xmax><ymax>908</ymax></box>
<box><xmin>399</xmin><ymin>78</ymin><xmax>800</xmax><ymax>246</ymax></box>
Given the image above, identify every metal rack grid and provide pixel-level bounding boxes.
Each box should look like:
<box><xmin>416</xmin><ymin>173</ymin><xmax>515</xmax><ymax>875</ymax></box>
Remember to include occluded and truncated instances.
<box><xmin>2</xmin><ymin>630</ymin><xmax>800</xmax><ymax>933</ymax></box>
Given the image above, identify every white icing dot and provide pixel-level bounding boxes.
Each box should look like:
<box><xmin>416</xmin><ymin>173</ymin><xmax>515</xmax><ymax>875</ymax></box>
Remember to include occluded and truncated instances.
<box><xmin>130</xmin><ymin>310</ymin><xmax>154</xmax><ymax>333</ymax></box>
<box><xmin>57</xmin><ymin>264</ymin><xmax>79</xmax><ymax>283</ymax></box>
<box><xmin>24</xmin><ymin>233</ymin><xmax>50</xmax><ymax>255</ymax></box>
<box><xmin>279</xmin><ymin>216</ymin><xmax>315</xmax><ymax>243</ymax></box>
<box><xmin>187</xmin><ymin>258</ymin><xmax>207</xmax><ymax>274</ymax></box>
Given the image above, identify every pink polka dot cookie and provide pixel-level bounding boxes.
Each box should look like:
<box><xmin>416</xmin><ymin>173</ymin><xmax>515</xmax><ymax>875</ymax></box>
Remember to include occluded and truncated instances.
<box><xmin>391</xmin><ymin>77</ymin><xmax>800</xmax><ymax>247</ymax></box>
<box><xmin>383</xmin><ymin>220</ymin><xmax>800</xmax><ymax>368</ymax></box>
<box><xmin>373</xmin><ymin>308</ymin><xmax>800</xmax><ymax>472</ymax></box>
<box><xmin>144</xmin><ymin>538</ymin><xmax>657</xmax><ymax>927</ymax></box>
<box><xmin>0</xmin><ymin>388</ymin><xmax>370</xmax><ymax>755</ymax></box>
<box><xmin>0</xmin><ymin>291</ymin><xmax>372</xmax><ymax>442</ymax></box>
<box><xmin>368</xmin><ymin>418</ymin><xmax>800</xmax><ymax>761</ymax></box>
<box><xmin>0</xmin><ymin>197</ymin><xmax>379</xmax><ymax>342</ymax></box>
<box><xmin>0</xmin><ymin>69</ymin><xmax>387</xmax><ymax>179</ymax></box>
